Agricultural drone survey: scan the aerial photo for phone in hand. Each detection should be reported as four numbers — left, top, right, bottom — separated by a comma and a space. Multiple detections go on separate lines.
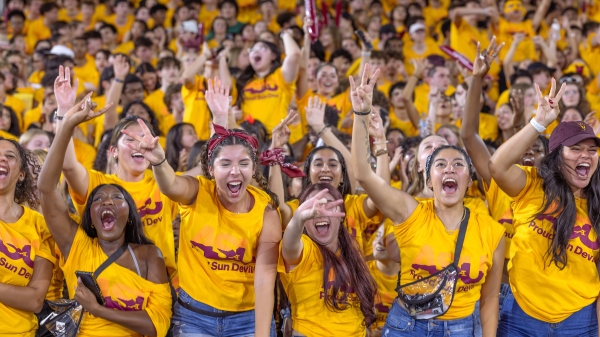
75, 271, 105, 306
355, 30, 373, 51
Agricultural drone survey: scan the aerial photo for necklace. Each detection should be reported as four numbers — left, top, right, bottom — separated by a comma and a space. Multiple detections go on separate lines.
444, 208, 466, 235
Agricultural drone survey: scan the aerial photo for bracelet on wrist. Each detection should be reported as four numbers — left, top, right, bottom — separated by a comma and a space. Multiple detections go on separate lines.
373, 140, 388, 145
114, 78, 124, 83
529, 118, 546, 133
150, 157, 167, 167
54, 111, 63, 121
375, 149, 388, 157
316, 126, 328, 137
353, 109, 371, 116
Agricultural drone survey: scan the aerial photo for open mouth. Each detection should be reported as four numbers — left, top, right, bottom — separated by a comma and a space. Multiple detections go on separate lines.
253, 55, 262, 63
575, 163, 590, 177
521, 157, 534, 166
318, 176, 333, 184
374, 245, 386, 252
314, 220, 330, 235
442, 178, 458, 193
0, 166, 7, 179
131, 152, 145, 163
227, 181, 243, 196
100, 208, 117, 231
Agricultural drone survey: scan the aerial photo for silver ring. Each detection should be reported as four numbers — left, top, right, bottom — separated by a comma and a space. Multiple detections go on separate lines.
479, 54, 486, 60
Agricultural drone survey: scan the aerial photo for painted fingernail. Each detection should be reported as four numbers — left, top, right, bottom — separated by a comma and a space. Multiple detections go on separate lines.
549, 99, 553, 104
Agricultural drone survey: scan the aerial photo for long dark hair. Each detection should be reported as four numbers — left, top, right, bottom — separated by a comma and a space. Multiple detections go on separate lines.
165, 123, 195, 171
81, 184, 153, 245
1, 105, 21, 137
119, 101, 162, 137
0, 138, 41, 209
535, 144, 600, 275
298, 183, 377, 328
235, 40, 281, 106
93, 129, 114, 173
302, 146, 351, 197
199, 129, 279, 208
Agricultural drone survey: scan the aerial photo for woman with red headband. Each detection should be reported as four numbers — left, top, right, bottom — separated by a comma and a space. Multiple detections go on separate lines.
123, 79, 282, 336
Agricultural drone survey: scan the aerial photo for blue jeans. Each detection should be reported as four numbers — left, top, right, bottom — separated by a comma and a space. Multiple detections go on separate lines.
473, 301, 481, 337
383, 300, 476, 337
497, 292, 598, 337
172, 289, 276, 337
498, 283, 512, 313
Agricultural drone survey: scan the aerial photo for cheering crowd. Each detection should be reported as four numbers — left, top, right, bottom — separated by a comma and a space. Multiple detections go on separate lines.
1, 0, 600, 336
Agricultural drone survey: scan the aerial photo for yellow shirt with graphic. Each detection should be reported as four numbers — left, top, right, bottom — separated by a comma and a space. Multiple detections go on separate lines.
394, 200, 504, 319
484, 178, 514, 260
494, 18, 537, 62
287, 194, 383, 256
61, 227, 172, 337
69, 170, 179, 288
509, 166, 600, 322
368, 260, 397, 329
0, 207, 56, 337
278, 235, 366, 337
241, 67, 296, 134
178, 177, 273, 311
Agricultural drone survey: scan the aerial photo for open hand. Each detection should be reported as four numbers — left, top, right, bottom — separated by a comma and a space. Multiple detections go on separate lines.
271, 111, 299, 149
349, 63, 380, 113
121, 118, 165, 165
54, 65, 79, 112
294, 189, 345, 223
205, 76, 231, 128
306, 96, 327, 131
584, 111, 600, 136
113, 54, 130, 80
472, 36, 504, 77
412, 58, 430, 79
534, 78, 566, 127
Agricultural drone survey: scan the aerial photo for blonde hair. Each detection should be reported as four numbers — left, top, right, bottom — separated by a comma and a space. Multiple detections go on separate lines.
19, 129, 49, 148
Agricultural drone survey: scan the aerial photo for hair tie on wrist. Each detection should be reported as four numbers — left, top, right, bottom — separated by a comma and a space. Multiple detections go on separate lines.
150, 157, 167, 167
316, 126, 328, 137
259, 149, 305, 178
353, 109, 371, 116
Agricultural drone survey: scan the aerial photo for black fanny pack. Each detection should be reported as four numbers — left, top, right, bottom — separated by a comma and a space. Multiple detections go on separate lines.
396, 208, 470, 320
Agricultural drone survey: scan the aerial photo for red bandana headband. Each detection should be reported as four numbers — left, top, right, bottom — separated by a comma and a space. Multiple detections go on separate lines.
207, 124, 259, 161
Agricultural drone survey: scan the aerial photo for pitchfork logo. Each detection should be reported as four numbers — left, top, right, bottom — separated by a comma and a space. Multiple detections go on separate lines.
0, 239, 33, 268
537, 214, 599, 250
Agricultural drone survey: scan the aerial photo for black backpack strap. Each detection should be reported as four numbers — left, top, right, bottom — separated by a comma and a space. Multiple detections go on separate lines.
453, 208, 470, 265
94, 241, 129, 278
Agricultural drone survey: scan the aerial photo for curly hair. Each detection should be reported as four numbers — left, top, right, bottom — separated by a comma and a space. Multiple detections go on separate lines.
199, 129, 279, 208
0, 138, 41, 209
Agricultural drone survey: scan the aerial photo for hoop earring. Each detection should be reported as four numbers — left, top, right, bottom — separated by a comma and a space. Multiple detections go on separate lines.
91, 224, 95, 228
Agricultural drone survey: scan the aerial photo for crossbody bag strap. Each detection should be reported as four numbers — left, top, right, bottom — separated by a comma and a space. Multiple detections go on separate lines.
94, 241, 129, 278
452, 208, 470, 265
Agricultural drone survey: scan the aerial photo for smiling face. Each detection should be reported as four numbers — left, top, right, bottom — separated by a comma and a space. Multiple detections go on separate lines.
249, 42, 276, 73
427, 148, 472, 206
518, 137, 545, 167
561, 139, 599, 192
209, 144, 255, 203
90, 185, 129, 241
372, 224, 389, 261
495, 104, 514, 131
309, 148, 343, 189
0, 140, 25, 194
111, 123, 150, 176
316, 65, 338, 97
303, 190, 343, 248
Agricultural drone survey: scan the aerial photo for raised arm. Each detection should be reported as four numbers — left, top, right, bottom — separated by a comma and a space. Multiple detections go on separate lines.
182, 43, 211, 89
216, 47, 233, 89
502, 33, 524, 86
403, 59, 429, 131
281, 29, 302, 84
489, 79, 566, 197
281, 189, 345, 268
40, 94, 111, 258
103, 55, 130, 132
531, 0, 551, 32
461, 39, 503, 187
267, 113, 299, 227
305, 97, 358, 193
296, 18, 313, 99
351, 64, 418, 224
53, 66, 90, 198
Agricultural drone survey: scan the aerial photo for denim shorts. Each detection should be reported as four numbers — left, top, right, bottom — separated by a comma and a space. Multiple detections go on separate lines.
172, 289, 276, 337
383, 300, 476, 337
497, 292, 598, 337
